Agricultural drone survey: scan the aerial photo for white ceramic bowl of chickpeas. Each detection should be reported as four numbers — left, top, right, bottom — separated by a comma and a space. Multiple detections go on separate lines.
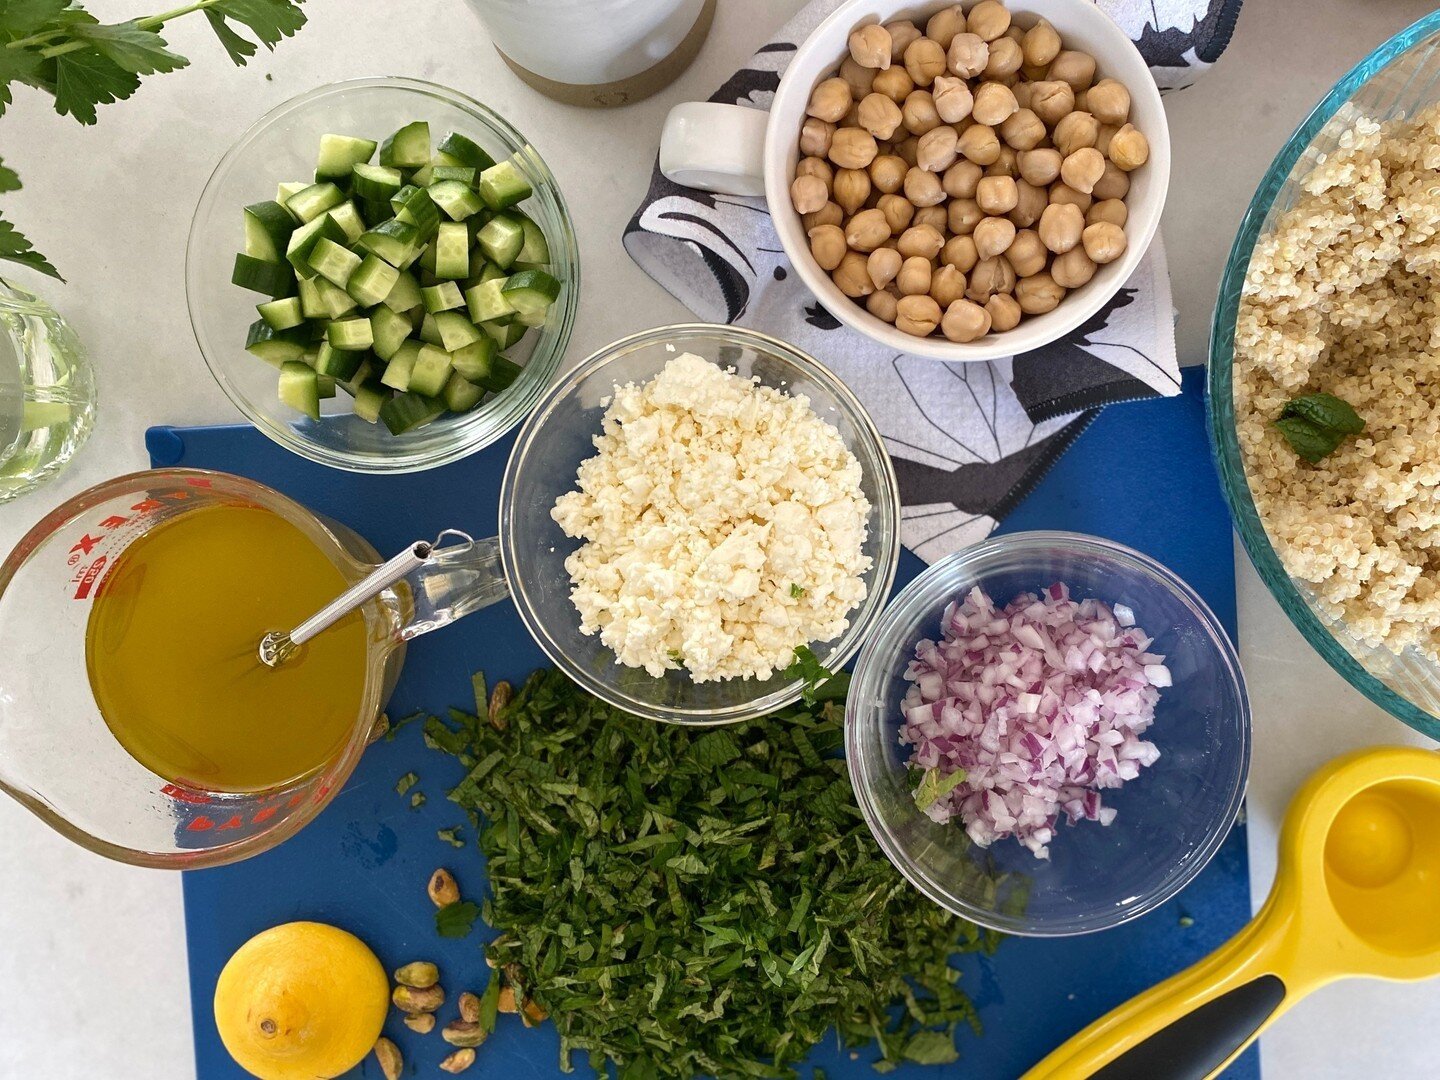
671, 0, 1169, 362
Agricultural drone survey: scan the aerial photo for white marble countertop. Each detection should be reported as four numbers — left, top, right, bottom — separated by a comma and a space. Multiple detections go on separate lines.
2, 0, 1436, 1076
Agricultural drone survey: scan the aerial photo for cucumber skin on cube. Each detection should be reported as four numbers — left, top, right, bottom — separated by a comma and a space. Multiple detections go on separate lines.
315, 133, 378, 181
428, 180, 484, 222
351, 163, 404, 201
286, 215, 346, 278
257, 296, 304, 330
284, 182, 346, 224
433, 311, 483, 352
443, 370, 486, 412
476, 214, 525, 269
500, 269, 561, 316
278, 360, 321, 420
326, 201, 367, 244
432, 166, 477, 186
357, 219, 421, 269
370, 306, 412, 360
232, 253, 295, 297
410, 163, 436, 187
434, 222, 471, 280
465, 278, 515, 324
382, 270, 423, 313
327, 317, 374, 352
309, 238, 363, 288
380, 391, 445, 435
315, 341, 365, 380
459, 343, 522, 393
421, 281, 466, 313
379, 121, 431, 168
352, 382, 389, 423
517, 216, 550, 264
245, 320, 308, 365
409, 344, 453, 397
437, 131, 495, 170
276, 180, 309, 209
482, 319, 527, 350
243, 201, 296, 262
392, 185, 440, 237
478, 159, 533, 210
347, 254, 401, 307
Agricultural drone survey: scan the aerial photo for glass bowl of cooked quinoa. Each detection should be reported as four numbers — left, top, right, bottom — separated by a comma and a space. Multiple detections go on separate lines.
1210, 9, 1440, 739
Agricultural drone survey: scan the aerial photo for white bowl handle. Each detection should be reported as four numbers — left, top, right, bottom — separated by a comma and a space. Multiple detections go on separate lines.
659, 102, 769, 197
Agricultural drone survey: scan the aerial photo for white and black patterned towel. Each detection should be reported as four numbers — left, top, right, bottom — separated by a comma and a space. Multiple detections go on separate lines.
624, 0, 1241, 563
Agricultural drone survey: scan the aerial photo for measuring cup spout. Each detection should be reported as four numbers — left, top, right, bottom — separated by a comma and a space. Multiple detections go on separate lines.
393, 532, 510, 641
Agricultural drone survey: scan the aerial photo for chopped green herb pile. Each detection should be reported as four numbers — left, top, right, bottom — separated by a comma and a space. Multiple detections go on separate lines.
436, 899, 481, 939
394, 771, 419, 797
428, 667, 997, 1078
1273, 392, 1365, 463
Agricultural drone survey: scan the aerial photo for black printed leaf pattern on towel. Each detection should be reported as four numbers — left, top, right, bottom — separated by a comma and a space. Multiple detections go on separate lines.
804, 302, 841, 330
1135, 0, 1241, 70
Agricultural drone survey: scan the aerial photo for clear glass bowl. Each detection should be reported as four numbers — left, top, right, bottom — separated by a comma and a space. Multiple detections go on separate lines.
186, 77, 579, 473
845, 532, 1250, 936
1208, 11, 1440, 739
500, 323, 900, 725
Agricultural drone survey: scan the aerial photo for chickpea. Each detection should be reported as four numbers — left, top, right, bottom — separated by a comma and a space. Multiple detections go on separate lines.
984, 36, 1024, 79
807, 224, 848, 270
971, 82, 1018, 126
800, 118, 835, 157
931, 76, 974, 123
1072, 88, 1088, 114
893, 134, 920, 167
1060, 147, 1105, 194
1095, 123, 1118, 156
840, 56, 877, 99
1087, 198, 1127, 228
867, 246, 903, 288
1087, 78, 1131, 126
916, 125, 959, 171
796, 156, 833, 186
912, 204, 949, 232
901, 90, 942, 135
1004, 228, 1047, 277
832, 250, 876, 297
1048, 50, 1097, 92
871, 65, 915, 104
947, 33, 989, 78
1108, 124, 1150, 171
1038, 202, 1085, 253
1051, 246, 1096, 288
848, 24, 893, 70
896, 255, 933, 296
877, 192, 915, 234
1053, 111, 1099, 156
807, 78, 853, 123
1082, 221, 1127, 264
802, 200, 844, 230
966, 255, 1016, 302
986, 292, 1023, 331
869, 153, 908, 193
829, 127, 879, 169
930, 264, 967, 307
1048, 183, 1092, 212
1022, 19, 1061, 67
1029, 80, 1075, 126
973, 216, 1016, 259
857, 93, 904, 140
838, 101, 863, 129
999, 108, 1045, 150
791, 174, 829, 214
942, 234, 979, 272
844, 207, 890, 251
976, 174, 1019, 215
1004, 24, 1025, 44
884, 19, 923, 58
942, 159, 982, 199
1017, 148, 1062, 186
925, 5, 967, 49
904, 37, 948, 87
941, 298, 992, 342
1091, 159, 1130, 201
895, 293, 942, 336
986, 145, 1017, 177
903, 166, 945, 206
966, 0, 1011, 42
947, 197, 983, 236
866, 287, 900, 322
958, 123, 1001, 165
897, 223, 945, 259
833, 168, 872, 213
1021, 62, 1051, 83
1015, 272, 1064, 314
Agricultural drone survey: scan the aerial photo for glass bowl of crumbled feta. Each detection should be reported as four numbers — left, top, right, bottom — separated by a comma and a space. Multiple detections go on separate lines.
499, 323, 900, 725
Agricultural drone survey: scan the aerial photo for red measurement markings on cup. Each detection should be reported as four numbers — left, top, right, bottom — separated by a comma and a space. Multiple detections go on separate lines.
162, 780, 335, 835
67, 478, 217, 600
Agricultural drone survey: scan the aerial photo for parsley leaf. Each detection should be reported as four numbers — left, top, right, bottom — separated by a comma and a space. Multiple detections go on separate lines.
0, 158, 21, 194
49, 47, 141, 124
205, 0, 306, 56
67, 21, 188, 77
1, 0, 71, 33
913, 765, 968, 811
0, 220, 62, 280
435, 899, 481, 939
783, 644, 849, 706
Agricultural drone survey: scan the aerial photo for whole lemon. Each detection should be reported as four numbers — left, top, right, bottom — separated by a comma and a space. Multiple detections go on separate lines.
214, 921, 389, 1080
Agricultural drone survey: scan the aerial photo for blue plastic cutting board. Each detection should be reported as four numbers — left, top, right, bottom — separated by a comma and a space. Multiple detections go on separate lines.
149, 366, 1256, 1080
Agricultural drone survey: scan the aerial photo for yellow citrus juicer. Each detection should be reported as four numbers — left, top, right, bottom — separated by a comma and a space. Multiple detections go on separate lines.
1024, 745, 1440, 1080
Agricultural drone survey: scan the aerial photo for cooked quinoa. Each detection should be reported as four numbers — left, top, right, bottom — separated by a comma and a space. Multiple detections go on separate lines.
1235, 106, 1440, 662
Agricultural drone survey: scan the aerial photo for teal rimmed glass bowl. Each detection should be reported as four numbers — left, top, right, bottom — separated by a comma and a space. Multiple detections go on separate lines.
1208, 10, 1440, 739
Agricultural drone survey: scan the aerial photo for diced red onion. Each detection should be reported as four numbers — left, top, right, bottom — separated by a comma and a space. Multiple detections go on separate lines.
900, 584, 1165, 860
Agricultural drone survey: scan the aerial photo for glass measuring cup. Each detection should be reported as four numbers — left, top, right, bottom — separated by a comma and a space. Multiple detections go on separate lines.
0, 470, 505, 869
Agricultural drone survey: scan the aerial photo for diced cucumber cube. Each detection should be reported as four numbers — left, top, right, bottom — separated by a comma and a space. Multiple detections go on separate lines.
432, 166, 477, 186
352, 382, 389, 423
465, 278, 515, 323
327, 318, 373, 352
443, 370, 486, 412
479, 262, 507, 284
450, 337, 496, 382
380, 391, 445, 434
257, 297, 304, 330
232, 253, 295, 297
286, 215, 346, 278
347, 254, 401, 307
501, 269, 561, 316
477, 214, 525, 269
515, 307, 548, 327
338, 359, 376, 396
309, 238, 362, 288
379, 121, 431, 168
392, 185, 440, 237
316, 374, 338, 399
356, 219, 421, 268
381, 342, 421, 391
478, 159, 533, 210
326, 201, 367, 244
437, 131, 495, 170
243, 201, 296, 262
315, 277, 358, 319
481, 319, 528, 349
517, 215, 550, 264
428, 180, 484, 222
314, 341, 365, 381
278, 360, 321, 419
409, 344, 453, 397
422, 281, 465, 313
370, 306, 412, 360
410, 163, 435, 186
245, 320, 308, 366
298, 276, 326, 319
276, 181, 309, 208
382, 269, 423, 313
419, 313, 443, 346
434, 222, 470, 279
284, 182, 346, 224
351, 163, 404, 201
316, 133, 378, 181
432, 311, 483, 352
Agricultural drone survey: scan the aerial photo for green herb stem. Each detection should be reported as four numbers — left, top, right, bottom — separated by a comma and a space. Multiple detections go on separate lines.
8, 0, 224, 54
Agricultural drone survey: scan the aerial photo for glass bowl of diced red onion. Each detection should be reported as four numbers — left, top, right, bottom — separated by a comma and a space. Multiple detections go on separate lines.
846, 532, 1250, 937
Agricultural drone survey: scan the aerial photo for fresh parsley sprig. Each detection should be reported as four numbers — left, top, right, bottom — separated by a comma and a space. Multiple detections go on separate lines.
0, 0, 307, 279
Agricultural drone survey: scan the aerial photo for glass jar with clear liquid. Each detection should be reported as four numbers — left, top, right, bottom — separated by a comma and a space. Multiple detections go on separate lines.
0, 279, 95, 502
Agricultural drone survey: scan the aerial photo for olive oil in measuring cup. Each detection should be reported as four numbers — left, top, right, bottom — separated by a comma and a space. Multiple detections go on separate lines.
84, 503, 370, 792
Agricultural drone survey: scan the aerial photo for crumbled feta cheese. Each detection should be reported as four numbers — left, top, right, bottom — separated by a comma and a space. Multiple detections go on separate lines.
551, 353, 872, 682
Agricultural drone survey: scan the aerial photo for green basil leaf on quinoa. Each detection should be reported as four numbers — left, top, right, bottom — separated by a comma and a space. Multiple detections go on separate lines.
1281, 392, 1366, 435
1273, 416, 1345, 463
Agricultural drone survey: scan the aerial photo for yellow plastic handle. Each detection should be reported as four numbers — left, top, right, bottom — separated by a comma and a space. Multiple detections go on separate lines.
1023, 893, 1310, 1080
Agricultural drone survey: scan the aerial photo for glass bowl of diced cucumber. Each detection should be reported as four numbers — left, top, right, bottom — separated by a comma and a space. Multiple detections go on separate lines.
187, 77, 579, 472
